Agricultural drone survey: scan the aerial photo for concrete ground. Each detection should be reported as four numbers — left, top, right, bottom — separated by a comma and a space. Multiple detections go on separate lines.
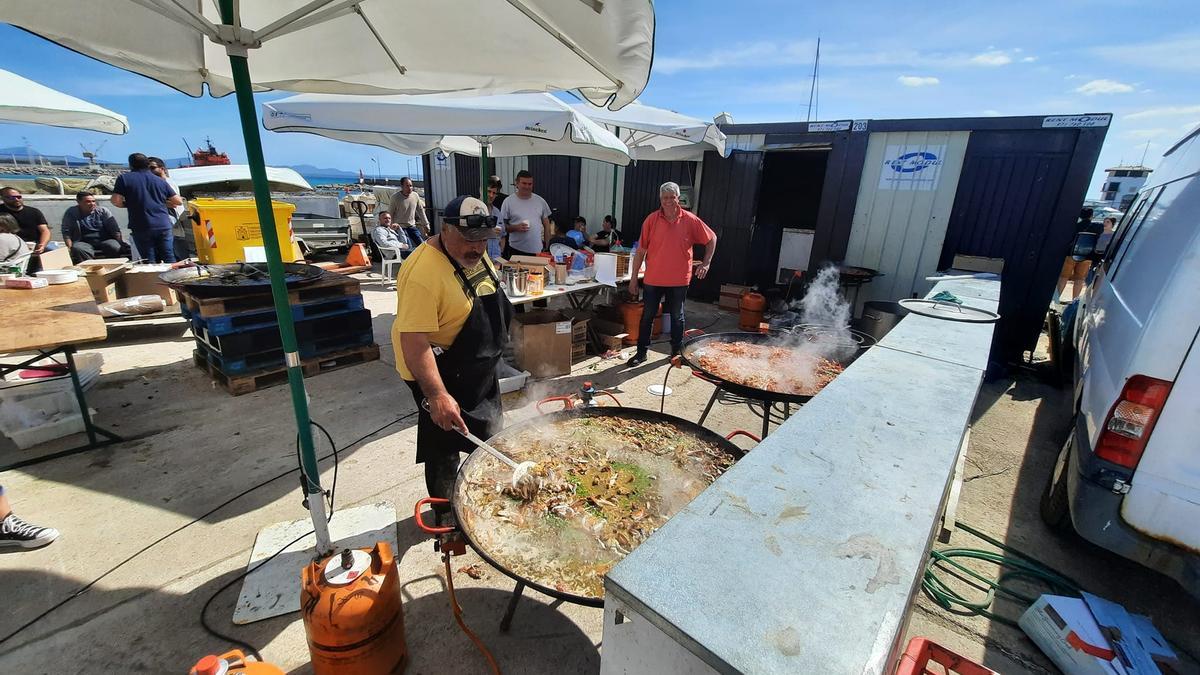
1, 273, 1196, 673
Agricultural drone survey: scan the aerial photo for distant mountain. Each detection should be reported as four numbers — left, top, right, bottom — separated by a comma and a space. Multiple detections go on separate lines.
287, 164, 359, 178
0, 146, 120, 166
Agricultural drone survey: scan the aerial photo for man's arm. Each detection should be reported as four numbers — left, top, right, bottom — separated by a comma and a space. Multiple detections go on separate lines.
110, 193, 126, 208
167, 193, 183, 208
399, 332, 466, 432
35, 222, 51, 253
627, 246, 648, 297
415, 197, 430, 236
61, 211, 75, 248
697, 237, 717, 279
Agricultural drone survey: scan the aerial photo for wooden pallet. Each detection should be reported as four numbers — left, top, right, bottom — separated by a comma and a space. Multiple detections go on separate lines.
193, 343, 380, 396
178, 273, 361, 319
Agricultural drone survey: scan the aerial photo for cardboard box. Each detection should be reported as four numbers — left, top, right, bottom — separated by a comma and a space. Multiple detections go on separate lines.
719, 283, 752, 312
951, 254, 1005, 274
510, 309, 573, 378
1019, 594, 1178, 675
38, 246, 72, 270
118, 265, 177, 306
78, 259, 130, 304
571, 342, 587, 364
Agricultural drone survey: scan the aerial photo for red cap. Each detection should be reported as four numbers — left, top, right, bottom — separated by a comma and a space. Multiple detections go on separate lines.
192, 655, 223, 675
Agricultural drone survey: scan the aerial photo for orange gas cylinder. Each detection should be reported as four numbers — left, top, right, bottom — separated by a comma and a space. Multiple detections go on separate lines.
739, 292, 767, 331
301, 542, 408, 674
190, 650, 284, 675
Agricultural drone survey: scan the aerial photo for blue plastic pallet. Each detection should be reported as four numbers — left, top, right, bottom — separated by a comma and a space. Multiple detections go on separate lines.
194, 332, 373, 375
188, 295, 365, 336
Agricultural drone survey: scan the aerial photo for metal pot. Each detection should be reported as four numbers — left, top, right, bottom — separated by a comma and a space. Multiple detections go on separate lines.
502, 267, 529, 297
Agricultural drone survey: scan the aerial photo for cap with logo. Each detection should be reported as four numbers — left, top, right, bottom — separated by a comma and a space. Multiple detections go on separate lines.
443, 195, 501, 241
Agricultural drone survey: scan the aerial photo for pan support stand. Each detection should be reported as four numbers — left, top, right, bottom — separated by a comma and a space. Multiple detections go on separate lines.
499, 580, 526, 632
695, 385, 793, 439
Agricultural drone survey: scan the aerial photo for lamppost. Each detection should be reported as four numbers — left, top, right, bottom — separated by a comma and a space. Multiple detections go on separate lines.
406, 158, 414, 180
370, 156, 379, 182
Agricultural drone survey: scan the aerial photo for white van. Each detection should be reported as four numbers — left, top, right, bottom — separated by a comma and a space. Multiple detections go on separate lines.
1042, 124, 1200, 596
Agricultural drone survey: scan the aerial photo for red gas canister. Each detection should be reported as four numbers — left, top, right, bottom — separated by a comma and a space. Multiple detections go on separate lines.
739, 292, 767, 331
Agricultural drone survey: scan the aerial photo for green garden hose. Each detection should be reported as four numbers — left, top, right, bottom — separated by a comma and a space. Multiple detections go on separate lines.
922, 521, 1082, 627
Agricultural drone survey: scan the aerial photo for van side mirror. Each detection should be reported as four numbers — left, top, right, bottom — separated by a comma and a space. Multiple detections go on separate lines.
1071, 232, 1098, 259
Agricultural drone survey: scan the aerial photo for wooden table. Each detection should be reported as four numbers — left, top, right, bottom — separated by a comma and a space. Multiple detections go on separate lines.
0, 279, 122, 470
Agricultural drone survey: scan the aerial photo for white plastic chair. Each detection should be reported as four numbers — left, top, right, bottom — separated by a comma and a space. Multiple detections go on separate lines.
378, 245, 404, 284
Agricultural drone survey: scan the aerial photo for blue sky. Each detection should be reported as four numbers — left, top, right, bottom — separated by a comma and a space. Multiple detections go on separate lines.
1, 1, 1196, 195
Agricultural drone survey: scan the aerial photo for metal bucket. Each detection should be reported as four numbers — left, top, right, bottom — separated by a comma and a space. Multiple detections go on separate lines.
503, 267, 529, 297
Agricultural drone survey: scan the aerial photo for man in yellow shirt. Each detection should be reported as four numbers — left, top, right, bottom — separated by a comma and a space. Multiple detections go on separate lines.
393, 195, 510, 524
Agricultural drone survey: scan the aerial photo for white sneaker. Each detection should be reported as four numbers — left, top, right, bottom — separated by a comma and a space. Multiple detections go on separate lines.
0, 512, 60, 549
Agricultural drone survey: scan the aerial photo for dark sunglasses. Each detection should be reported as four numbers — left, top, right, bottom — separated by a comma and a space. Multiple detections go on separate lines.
2, 194, 22, 200
447, 213, 498, 228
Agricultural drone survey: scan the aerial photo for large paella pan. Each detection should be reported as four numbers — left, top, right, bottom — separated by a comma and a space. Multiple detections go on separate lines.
424, 407, 745, 607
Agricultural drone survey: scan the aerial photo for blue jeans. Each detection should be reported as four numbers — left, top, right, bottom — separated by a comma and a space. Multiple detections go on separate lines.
638, 285, 687, 354
132, 229, 176, 263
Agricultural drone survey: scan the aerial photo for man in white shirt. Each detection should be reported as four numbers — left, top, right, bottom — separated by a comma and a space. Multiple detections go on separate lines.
498, 170, 552, 258
372, 211, 412, 259
389, 177, 431, 239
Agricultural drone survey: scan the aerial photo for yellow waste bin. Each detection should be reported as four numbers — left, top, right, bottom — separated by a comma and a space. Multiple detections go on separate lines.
188, 198, 301, 264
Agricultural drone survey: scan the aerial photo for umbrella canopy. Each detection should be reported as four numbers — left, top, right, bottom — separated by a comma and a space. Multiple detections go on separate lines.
572, 101, 726, 161
170, 164, 313, 194
7, 0, 653, 109
0, 68, 128, 134
3, 0, 655, 558
262, 92, 631, 165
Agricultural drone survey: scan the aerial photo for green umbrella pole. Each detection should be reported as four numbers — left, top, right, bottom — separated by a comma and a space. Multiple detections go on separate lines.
610, 126, 620, 221
220, 1, 330, 552
480, 142, 489, 201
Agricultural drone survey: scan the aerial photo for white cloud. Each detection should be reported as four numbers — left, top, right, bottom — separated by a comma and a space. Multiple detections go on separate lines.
897, 75, 939, 87
969, 51, 1012, 66
1125, 105, 1200, 120
1092, 34, 1200, 72
1074, 79, 1135, 95
1021, 56, 1037, 63
653, 41, 1031, 75
1122, 128, 1170, 139
981, 109, 1002, 117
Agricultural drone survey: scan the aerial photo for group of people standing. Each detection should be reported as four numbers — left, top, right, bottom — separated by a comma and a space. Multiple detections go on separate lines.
0, 153, 184, 274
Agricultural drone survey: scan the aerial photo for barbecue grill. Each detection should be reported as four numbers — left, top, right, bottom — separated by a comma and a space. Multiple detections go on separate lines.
416, 406, 746, 630
158, 261, 325, 297
678, 327, 870, 437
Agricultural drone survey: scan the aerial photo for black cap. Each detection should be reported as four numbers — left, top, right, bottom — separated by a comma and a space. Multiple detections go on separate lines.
443, 196, 500, 241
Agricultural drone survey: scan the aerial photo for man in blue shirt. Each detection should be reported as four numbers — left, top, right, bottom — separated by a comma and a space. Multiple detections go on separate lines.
111, 153, 182, 263
62, 191, 127, 263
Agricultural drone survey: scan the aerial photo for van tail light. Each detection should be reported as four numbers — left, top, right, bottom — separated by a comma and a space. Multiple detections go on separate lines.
1094, 375, 1173, 470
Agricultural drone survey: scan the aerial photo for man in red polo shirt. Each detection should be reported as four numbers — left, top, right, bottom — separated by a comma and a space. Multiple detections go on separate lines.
627, 181, 717, 366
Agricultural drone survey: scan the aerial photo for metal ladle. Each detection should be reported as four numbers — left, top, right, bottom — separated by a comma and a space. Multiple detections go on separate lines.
421, 399, 540, 498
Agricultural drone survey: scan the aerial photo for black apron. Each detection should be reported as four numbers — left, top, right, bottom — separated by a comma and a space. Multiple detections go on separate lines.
412, 239, 513, 463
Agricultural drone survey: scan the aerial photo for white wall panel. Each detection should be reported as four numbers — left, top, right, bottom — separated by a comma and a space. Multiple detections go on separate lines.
426, 151, 456, 209
578, 159, 625, 234
843, 130, 970, 309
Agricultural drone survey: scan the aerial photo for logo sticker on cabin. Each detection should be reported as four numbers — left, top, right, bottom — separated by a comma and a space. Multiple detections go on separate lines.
879, 145, 947, 191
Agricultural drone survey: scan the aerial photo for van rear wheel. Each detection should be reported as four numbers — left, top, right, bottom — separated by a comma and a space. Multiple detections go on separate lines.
1040, 429, 1075, 534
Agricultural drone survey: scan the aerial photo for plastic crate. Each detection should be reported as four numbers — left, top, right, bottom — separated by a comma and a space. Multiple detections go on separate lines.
895, 638, 996, 675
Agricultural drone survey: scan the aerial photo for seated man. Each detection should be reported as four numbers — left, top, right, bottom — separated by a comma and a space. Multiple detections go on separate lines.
62, 191, 128, 263
547, 218, 580, 250
372, 211, 412, 259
